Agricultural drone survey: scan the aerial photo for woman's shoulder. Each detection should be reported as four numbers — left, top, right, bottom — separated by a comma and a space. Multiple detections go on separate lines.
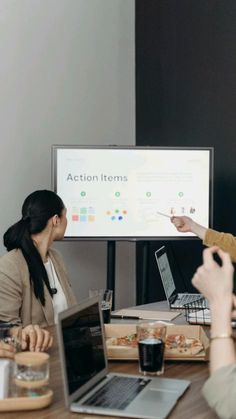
48, 247, 67, 271
0, 249, 25, 264
48, 247, 64, 265
48, 247, 62, 259
0, 249, 27, 275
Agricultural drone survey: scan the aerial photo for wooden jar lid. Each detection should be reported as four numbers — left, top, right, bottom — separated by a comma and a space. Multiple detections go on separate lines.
14, 351, 49, 366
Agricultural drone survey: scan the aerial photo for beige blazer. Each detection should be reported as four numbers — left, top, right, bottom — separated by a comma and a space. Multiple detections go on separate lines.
202, 364, 236, 419
0, 248, 77, 327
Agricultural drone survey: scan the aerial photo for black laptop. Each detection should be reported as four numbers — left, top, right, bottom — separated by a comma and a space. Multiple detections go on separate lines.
155, 246, 205, 309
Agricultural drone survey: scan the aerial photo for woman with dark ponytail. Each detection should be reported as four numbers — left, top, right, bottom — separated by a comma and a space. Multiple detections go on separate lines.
0, 190, 76, 327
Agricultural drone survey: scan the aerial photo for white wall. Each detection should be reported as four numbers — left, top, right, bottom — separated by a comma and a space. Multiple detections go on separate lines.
0, 0, 135, 308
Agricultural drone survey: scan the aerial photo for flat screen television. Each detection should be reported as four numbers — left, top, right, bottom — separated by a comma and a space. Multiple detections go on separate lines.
52, 146, 214, 240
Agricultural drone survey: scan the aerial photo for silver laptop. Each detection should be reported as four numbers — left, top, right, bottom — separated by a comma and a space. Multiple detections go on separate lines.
155, 246, 205, 309
57, 296, 190, 419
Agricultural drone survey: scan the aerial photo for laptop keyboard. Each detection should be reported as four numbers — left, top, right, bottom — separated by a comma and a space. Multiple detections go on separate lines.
81, 375, 150, 410
176, 294, 202, 305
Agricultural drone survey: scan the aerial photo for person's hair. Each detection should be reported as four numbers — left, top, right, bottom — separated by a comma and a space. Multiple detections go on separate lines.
3, 190, 65, 305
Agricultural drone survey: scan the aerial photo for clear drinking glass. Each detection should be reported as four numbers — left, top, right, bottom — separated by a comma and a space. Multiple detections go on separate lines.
137, 322, 166, 376
14, 352, 49, 396
89, 289, 113, 323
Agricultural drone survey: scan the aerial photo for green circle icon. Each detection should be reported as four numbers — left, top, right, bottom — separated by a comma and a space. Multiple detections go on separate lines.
81, 191, 86, 197
146, 192, 152, 197
178, 192, 184, 197
115, 192, 120, 197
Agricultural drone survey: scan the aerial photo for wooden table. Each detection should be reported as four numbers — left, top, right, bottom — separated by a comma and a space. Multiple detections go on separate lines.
3, 302, 217, 419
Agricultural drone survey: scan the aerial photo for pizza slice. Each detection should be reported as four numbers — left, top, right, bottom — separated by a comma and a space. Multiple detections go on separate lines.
106, 333, 138, 348
165, 334, 204, 357
106, 333, 138, 359
106, 332, 205, 359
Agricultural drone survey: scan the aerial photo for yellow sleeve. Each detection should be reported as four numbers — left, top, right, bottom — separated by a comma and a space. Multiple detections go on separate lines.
204, 229, 236, 262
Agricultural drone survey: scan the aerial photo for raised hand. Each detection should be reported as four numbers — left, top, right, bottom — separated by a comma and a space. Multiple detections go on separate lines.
171, 216, 194, 232
192, 246, 234, 307
170, 215, 207, 239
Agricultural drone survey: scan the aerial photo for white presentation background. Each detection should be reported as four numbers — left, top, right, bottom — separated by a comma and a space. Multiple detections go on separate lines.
53, 147, 213, 239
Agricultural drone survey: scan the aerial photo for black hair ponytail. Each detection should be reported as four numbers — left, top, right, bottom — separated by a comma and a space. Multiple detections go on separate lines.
4, 219, 30, 251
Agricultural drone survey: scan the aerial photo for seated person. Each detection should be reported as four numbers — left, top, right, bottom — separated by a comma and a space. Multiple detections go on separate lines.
0, 190, 77, 327
192, 246, 236, 419
171, 215, 236, 261
0, 324, 53, 358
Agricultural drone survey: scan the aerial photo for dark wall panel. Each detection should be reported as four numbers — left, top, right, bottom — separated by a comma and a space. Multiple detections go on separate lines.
136, 0, 236, 302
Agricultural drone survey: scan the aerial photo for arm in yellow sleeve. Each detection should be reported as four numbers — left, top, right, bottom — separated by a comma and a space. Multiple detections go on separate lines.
204, 229, 236, 262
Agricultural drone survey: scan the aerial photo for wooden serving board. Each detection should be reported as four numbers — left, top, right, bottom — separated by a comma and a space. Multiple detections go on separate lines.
0, 389, 53, 411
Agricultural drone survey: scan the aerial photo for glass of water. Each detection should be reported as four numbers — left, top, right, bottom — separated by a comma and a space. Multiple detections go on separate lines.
14, 352, 49, 392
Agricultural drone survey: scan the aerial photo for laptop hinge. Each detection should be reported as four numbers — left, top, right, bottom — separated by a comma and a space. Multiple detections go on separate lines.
169, 294, 177, 304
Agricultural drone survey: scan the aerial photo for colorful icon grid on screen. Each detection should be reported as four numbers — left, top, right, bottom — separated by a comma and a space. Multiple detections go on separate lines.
71, 206, 95, 222
106, 209, 127, 221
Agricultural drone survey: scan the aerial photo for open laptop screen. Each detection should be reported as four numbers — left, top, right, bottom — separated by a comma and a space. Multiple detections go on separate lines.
60, 301, 106, 396
155, 247, 176, 301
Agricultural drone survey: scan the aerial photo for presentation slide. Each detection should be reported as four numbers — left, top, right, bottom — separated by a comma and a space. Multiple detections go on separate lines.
53, 147, 213, 239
